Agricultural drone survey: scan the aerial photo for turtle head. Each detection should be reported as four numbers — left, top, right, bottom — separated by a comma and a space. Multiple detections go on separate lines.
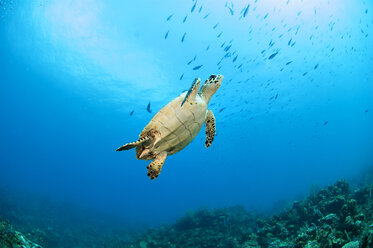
199, 74, 223, 104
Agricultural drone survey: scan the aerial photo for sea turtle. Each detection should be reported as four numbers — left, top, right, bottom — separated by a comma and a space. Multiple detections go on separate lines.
116, 74, 223, 180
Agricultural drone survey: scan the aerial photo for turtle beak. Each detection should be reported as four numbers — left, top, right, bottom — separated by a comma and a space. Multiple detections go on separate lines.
215, 74, 223, 83
209, 74, 223, 83
209, 74, 223, 87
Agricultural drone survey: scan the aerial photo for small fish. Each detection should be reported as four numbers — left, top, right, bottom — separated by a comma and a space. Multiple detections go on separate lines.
314, 64, 319, 69
183, 15, 187, 23
297, 11, 302, 16
166, 14, 173, 21
291, 41, 296, 47
228, 6, 234, 15
213, 23, 219, 29
147, 102, 152, 113
364, 109, 368, 113
268, 52, 278, 60
243, 4, 250, 17
130, 110, 134, 116
191, 1, 197, 13
295, 26, 300, 35
302, 72, 308, 76
164, 30, 169, 39
180, 73, 184, 80
224, 52, 231, 58
199, 6, 203, 13
275, 93, 278, 100
233, 55, 238, 62
264, 13, 269, 19
240, 6, 245, 14
286, 61, 293, 65
181, 32, 186, 43
206, 45, 210, 51
323, 121, 328, 126
224, 45, 232, 52
219, 107, 226, 112
204, 14, 209, 19
288, 38, 292, 46
193, 65, 203, 70
187, 56, 197, 65
217, 32, 223, 38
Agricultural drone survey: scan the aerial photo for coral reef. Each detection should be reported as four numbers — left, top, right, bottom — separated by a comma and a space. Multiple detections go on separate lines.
256, 180, 373, 248
1, 179, 372, 247
123, 180, 373, 248
0, 218, 41, 248
141, 206, 260, 248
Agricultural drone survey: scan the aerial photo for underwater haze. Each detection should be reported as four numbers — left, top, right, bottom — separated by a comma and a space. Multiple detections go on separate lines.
0, 0, 373, 228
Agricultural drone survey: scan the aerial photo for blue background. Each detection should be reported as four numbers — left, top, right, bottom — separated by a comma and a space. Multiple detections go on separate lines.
0, 0, 372, 227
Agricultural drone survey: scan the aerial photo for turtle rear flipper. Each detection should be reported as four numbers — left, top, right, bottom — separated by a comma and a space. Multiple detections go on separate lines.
147, 151, 167, 180
181, 78, 201, 106
205, 110, 216, 148
116, 136, 151, 151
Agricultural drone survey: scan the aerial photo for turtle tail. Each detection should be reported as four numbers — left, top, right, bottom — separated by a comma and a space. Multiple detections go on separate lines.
116, 136, 151, 151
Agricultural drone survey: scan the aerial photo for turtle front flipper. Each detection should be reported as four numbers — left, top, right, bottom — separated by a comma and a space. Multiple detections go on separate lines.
116, 136, 151, 151
147, 151, 167, 180
181, 78, 201, 106
205, 110, 216, 148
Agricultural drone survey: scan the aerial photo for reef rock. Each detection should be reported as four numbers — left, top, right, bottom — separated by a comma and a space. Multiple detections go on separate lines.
341, 241, 359, 248
120, 179, 373, 248
0, 219, 42, 248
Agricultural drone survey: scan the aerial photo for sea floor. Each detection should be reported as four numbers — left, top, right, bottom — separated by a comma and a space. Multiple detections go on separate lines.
1, 177, 372, 248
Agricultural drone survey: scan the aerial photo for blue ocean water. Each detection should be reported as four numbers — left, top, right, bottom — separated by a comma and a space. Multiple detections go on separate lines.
0, 0, 372, 229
